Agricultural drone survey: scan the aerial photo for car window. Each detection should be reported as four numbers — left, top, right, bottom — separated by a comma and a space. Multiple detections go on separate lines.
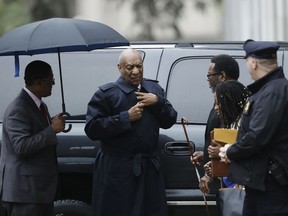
166, 58, 213, 123
166, 57, 252, 123
43, 50, 124, 119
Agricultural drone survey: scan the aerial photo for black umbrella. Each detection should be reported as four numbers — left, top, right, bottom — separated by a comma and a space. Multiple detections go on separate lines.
0, 17, 130, 132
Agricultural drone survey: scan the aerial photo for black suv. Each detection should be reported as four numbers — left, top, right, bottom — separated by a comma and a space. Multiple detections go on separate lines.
1, 41, 288, 216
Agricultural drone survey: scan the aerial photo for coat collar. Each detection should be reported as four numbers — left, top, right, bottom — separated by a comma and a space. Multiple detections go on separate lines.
116, 76, 141, 93
115, 76, 154, 93
248, 67, 284, 94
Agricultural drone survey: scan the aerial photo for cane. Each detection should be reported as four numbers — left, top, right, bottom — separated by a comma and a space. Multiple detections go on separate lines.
181, 117, 210, 216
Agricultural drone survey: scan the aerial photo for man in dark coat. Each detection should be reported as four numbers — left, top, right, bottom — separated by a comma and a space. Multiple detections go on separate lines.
193, 54, 240, 194
0, 60, 65, 216
219, 39, 288, 216
85, 48, 177, 216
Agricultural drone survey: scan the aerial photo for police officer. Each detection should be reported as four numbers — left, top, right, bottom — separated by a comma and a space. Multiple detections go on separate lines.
85, 48, 177, 216
219, 39, 288, 216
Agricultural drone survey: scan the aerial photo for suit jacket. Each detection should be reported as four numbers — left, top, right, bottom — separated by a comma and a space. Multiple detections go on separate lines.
0, 89, 58, 203
203, 108, 221, 164
203, 107, 222, 194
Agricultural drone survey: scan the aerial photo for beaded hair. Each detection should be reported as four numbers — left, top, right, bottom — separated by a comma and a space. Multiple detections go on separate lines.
215, 80, 251, 128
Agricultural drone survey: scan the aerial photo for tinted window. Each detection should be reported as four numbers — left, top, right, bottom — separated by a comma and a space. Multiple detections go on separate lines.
58, 51, 122, 118
166, 57, 251, 123
166, 58, 212, 123
0, 50, 124, 121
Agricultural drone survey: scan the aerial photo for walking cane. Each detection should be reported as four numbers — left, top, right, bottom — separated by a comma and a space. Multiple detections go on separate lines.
181, 117, 210, 216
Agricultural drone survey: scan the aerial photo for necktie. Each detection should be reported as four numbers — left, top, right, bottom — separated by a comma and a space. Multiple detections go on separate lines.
40, 103, 49, 125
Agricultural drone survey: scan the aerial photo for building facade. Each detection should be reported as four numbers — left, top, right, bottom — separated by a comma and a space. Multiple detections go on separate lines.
75, 0, 288, 41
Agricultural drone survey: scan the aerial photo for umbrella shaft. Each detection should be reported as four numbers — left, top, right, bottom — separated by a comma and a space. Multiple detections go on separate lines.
57, 50, 66, 113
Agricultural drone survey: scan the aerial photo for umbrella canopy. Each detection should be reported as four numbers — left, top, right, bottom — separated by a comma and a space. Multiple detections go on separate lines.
0, 17, 130, 132
0, 17, 129, 55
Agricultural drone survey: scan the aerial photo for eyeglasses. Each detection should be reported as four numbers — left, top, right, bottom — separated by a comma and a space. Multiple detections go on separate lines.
206, 72, 220, 78
42, 78, 55, 84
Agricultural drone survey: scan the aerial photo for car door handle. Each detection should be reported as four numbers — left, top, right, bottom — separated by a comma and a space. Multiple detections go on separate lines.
165, 141, 195, 156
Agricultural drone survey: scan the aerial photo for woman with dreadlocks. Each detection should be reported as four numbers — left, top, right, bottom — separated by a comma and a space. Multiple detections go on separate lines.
199, 80, 250, 192
214, 80, 250, 129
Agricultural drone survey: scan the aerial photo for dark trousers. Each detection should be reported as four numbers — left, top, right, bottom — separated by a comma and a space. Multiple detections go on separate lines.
2, 201, 54, 216
243, 177, 288, 216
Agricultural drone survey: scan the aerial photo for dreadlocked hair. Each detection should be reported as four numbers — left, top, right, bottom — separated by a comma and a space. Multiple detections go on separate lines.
215, 80, 251, 129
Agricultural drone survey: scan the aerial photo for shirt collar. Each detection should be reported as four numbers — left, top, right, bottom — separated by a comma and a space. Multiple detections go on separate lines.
23, 86, 42, 108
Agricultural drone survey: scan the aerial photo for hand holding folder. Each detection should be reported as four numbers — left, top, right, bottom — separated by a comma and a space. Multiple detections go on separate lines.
210, 128, 238, 177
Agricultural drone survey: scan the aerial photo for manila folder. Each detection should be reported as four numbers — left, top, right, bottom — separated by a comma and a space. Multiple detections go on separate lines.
211, 128, 238, 177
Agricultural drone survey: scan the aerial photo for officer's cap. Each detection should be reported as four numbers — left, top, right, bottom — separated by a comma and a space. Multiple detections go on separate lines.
243, 39, 279, 59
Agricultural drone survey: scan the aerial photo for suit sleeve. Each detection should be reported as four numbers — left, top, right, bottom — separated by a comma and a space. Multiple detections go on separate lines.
5, 106, 57, 157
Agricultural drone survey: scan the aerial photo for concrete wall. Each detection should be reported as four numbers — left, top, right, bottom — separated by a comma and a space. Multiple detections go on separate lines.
75, 0, 288, 41
74, 0, 222, 41
224, 0, 288, 41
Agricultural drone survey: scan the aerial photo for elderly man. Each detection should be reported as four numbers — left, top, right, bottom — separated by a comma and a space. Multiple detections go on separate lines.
219, 40, 288, 216
85, 48, 177, 216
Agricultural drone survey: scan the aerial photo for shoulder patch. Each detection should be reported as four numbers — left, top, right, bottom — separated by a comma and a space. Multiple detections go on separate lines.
143, 78, 159, 83
99, 82, 116, 91
243, 99, 250, 114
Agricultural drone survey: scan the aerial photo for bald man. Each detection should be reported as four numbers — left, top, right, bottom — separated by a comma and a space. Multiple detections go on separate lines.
85, 48, 177, 216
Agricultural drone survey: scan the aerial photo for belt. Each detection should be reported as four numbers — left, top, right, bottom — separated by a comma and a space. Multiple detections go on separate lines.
101, 147, 160, 176
133, 152, 160, 176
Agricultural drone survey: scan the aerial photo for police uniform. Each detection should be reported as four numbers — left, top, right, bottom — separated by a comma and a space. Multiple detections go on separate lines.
85, 76, 177, 216
226, 40, 288, 215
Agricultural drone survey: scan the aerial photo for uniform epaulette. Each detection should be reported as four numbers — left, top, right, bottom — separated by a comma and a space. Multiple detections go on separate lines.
143, 78, 159, 83
99, 82, 116, 91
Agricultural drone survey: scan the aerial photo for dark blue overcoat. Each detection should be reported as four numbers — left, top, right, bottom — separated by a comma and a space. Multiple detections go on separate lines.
85, 76, 177, 216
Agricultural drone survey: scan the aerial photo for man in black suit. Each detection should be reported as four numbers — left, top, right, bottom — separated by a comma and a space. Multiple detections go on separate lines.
191, 54, 239, 202
0, 60, 65, 216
